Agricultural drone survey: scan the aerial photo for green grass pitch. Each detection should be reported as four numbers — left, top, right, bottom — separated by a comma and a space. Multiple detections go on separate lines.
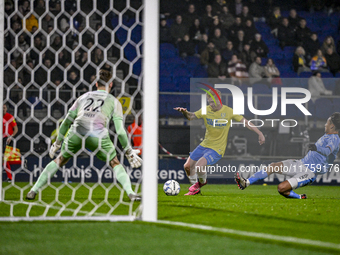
0, 183, 339, 255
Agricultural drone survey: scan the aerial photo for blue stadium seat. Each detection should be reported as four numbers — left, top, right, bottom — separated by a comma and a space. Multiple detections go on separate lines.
299, 72, 312, 78
323, 78, 336, 91
314, 98, 334, 119
160, 43, 177, 58
321, 73, 334, 78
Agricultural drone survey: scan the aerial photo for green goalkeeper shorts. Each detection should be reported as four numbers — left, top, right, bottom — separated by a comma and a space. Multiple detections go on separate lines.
61, 131, 117, 162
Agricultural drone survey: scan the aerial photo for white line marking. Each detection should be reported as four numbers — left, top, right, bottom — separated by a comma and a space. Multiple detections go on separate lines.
157, 220, 340, 250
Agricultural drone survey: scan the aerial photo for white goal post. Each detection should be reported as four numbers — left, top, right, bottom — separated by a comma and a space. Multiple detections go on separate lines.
0, 0, 158, 222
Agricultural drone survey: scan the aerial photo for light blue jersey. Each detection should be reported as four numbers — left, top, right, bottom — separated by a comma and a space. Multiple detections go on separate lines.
301, 134, 340, 174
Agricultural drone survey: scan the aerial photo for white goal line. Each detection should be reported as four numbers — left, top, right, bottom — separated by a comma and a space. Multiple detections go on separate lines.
157, 220, 340, 250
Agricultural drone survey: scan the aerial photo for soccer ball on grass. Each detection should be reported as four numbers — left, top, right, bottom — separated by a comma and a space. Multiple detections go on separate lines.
163, 180, 180, 196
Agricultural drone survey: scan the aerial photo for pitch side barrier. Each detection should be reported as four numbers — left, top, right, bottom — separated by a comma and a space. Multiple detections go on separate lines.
5, 157, 340, 185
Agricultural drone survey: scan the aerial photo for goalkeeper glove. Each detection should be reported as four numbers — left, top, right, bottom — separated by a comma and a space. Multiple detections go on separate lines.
125, 148, 142, 168
308, 144, 317, 151
49, 140, 62, 158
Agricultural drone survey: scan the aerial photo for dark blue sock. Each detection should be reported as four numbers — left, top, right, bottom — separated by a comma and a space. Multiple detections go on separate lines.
248, 170, 268, 184
286, 190, 301, 199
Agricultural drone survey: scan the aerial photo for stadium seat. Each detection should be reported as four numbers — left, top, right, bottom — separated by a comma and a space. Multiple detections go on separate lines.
299, 72, 312, 78
320, 72, 334, 78
323, 78, 335, 91
314, 98, 334, 119
159, 82, 178, 92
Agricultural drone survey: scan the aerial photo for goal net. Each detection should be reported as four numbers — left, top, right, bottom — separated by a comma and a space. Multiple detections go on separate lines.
0, 0, 157, 221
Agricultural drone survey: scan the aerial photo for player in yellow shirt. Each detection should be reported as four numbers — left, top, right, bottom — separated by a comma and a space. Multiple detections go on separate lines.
174, 89, 265, 195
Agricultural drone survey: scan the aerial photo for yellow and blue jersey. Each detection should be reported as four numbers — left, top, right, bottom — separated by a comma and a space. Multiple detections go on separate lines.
195, 105, 243, 156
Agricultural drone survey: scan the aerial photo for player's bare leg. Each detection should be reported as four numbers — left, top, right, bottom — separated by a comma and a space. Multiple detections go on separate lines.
26, 155, 70, 200
186, 157, 207, 195
110, 156, 141, 201
183, 157, 197, 185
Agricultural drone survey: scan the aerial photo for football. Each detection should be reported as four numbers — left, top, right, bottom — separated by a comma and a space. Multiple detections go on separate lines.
163, 180, 181, 196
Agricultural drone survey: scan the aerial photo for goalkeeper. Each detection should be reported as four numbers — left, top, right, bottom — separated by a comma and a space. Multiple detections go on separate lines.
26, 69, 142, 201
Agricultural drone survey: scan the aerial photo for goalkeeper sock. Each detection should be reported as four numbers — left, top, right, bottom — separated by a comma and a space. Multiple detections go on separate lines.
113, 164, 134, 195
248, 169, 268, 185
285, 190, 301, 199
32, 161, 59, 193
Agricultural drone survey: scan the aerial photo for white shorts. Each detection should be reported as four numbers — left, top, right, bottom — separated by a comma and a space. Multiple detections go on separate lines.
281, 159, 316, 189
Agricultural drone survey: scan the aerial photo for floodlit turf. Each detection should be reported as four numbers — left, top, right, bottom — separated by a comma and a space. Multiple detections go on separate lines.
0, 183, 339, 254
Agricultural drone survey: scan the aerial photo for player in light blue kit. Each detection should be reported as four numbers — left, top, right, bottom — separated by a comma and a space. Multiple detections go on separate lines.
235, 112, 340, 199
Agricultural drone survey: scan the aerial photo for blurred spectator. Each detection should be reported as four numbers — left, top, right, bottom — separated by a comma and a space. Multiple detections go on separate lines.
200, 41, 220, 66
212, 0, 226, 15
170, 15, 188, 44
229, 16, 243, 41
25, 14, 39, 32
50, 1, 61, 16
308, 72, 332, 102
197, 34, 209, 55
160, 19, 172, 44
19, 0, 30, 16
221, 40, 236, 63
240, 6, 253, 25
303, 33, 320, 61
240, 44, 252, 68
219, 5, 235, 30
34, 0, 46, 17
267, 7, 282, 37
211, 28, 228, 51
5, 0, 14, 15
51, 35, 62, 51
188, 19, 205, 44
250, 33, 269, 58
127, 116, 143, 155
265, 58, 280, 77
22, 59, 34, 86
178, 34, 196, 58
278, 18, 297, 49
249, 56, 269, 84
30, 35, 44, 64
288, 9, 301, 30
208, 54, 228, 79
68, 70, 80, 86
309, 49, 328, 72
228, 54, 249, 82
201, 4, 215, 29
229, 0, 244, 16
321, 36, 336, 55
324, 48, 340, 76
209, 17, 223, 38
182, 4, 199, 29
243, 19, 258, 44
293, 46, 311, 74
91, 48, 104, 67
42, 13, 54, 33
12, 34, 29, 59
233, 30, 246, 53
296, 19, 312, 45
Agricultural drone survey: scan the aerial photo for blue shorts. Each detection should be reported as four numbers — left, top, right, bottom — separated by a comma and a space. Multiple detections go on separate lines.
190, 145, 222, 165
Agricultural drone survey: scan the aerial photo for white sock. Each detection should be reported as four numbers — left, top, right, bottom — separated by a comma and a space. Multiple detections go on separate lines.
188, 174, 197, 184
197, 171, 207, 184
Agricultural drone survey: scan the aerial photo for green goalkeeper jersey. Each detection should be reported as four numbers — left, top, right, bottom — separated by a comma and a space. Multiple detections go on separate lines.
59, 90, 123, 139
